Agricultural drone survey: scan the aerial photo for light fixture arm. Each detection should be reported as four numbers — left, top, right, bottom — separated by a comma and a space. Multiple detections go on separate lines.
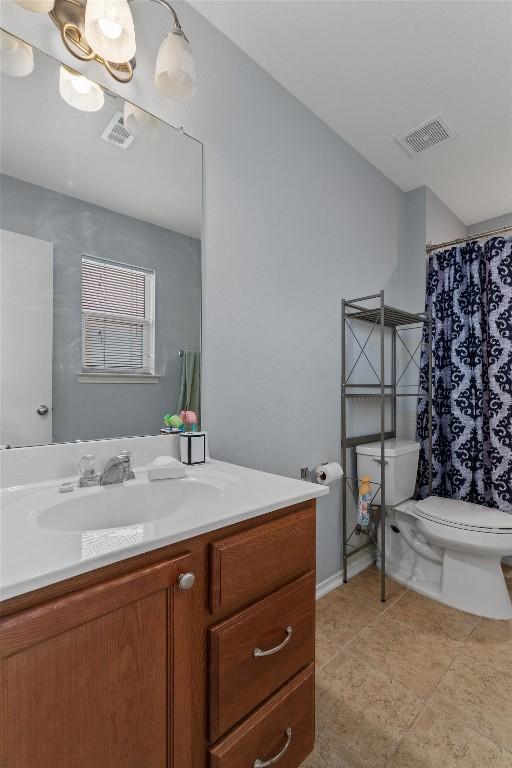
130, 0, 188, 40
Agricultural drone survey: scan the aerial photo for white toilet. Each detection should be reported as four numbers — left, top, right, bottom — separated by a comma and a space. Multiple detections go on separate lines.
356, 439, 512, 620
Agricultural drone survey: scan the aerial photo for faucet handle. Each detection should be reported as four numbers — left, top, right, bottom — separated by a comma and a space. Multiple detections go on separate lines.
118, 450, 135, 481
78, 454, 99, 487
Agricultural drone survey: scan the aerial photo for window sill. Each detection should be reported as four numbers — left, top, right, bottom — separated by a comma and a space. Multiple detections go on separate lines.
78, 373, 160, 384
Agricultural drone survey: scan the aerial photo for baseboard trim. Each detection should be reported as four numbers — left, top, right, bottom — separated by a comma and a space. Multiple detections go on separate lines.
316, 551, 375, 600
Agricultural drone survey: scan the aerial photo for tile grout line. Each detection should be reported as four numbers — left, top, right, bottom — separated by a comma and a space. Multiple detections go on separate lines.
320, 577, 410, 617
382, 627, 470, 768
384, 613, 512, 765
318, 578, 485, 675
429, 699, 512, 759
374, 608, 478, 639
320, 580, 485, 766
382, 693, 434, 767
317, 583, 433, 768
316, 573, 512, 765
337, 620, 459, 703
315, 585, 411, 672
426, 635, 512, 755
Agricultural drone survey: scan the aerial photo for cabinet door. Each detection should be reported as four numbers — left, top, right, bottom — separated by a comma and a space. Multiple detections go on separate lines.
0, 555, 194, 768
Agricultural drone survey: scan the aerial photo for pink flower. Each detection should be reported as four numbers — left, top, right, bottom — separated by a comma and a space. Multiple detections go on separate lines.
180, 410, 197, 424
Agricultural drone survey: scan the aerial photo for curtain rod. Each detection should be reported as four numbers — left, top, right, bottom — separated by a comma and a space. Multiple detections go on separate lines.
426, 224, 512, 254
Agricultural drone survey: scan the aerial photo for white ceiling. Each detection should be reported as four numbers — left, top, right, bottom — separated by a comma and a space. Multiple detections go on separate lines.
192, 0, 512, 226
0, 47, 202, 238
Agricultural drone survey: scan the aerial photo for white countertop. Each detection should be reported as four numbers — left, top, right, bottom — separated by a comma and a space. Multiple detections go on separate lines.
0, 460, 328, 601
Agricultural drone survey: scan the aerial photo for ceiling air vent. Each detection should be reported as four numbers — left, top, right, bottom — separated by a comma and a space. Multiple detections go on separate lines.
396, 114, 455, 157
100, 111, 135, 150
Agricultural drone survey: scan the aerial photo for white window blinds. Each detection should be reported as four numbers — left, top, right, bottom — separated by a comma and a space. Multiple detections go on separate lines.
81, 257, 155, 373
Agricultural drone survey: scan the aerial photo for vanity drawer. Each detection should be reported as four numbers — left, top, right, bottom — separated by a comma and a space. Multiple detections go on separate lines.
209, 572, 315, 740
209, 503, 315, 614
209, 664, 314, 768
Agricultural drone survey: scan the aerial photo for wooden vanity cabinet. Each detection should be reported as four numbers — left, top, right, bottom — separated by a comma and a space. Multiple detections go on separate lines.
0, 554, 194, 768
0, 500, 317, 768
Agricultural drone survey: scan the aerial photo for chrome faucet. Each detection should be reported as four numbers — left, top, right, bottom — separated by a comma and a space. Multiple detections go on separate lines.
99, 455, 126, 486
78, 452, 135, 487
100, 451, 135, 485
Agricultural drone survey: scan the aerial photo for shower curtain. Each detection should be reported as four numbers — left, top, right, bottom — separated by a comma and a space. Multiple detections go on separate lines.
416, 234, 512, 513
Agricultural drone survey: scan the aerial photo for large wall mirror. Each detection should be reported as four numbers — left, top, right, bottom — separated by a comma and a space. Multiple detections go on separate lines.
0, 34, 202, 449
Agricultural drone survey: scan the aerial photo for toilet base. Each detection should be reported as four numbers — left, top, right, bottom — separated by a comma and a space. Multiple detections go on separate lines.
384, 559, 512, 620
383, 508, 512, 620
441, 550, 512, 620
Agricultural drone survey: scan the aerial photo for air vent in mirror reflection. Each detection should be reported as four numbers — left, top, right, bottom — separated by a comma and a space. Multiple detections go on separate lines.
100, 110, 135, 149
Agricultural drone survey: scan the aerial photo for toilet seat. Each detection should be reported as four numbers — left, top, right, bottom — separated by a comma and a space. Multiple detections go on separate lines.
413, 496, 512, 533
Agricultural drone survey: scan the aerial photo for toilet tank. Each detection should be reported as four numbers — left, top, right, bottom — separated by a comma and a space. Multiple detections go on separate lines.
355, 439, 420, 506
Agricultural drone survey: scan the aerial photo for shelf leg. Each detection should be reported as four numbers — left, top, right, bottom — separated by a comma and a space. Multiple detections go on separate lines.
380, 290, 386, 602
341, 299, 348, 583
428, 309, 433, 496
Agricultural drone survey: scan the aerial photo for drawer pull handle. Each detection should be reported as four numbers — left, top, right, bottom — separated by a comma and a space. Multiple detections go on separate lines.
253, 727, 292, 768
253, 626, 293, 658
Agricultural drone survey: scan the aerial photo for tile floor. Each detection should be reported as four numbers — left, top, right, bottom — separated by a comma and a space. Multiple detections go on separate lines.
304, 563, 512, 768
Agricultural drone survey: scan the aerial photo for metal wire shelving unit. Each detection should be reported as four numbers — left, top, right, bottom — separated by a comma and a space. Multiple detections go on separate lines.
341, 290, 433, 602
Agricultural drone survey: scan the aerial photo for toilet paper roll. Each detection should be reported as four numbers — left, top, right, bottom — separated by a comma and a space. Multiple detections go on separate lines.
315, 462, 343, 485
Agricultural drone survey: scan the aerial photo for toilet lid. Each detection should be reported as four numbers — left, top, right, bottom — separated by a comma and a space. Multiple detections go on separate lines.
415, 496, 512, 531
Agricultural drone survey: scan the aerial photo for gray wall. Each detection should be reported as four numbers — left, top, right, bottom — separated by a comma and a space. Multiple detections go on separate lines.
1, 3, 420, 585
468, 212, 512, 235
396, 187, 467, 440
0, 174, 201, 443
401, 186, 468, 315
425, 187, 467, 246
394, 187, 428, 440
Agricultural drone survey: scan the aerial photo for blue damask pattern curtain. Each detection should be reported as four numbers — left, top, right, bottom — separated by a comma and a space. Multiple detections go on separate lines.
416, 235, 512, 513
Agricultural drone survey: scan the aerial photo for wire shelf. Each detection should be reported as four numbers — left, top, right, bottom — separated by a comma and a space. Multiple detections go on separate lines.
344, 392, 429, 398
341, 291, 433, 604
345, 304, 427, 328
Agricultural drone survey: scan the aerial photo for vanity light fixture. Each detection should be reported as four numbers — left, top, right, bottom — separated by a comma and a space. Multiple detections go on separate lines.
13, 0, 55, 11
0, 29, 34, 76
13, 0, 197, 100
59, 63, 105, 111
84, 0, 136, 65
154, 24, 196, 101
123, 101, 160, 138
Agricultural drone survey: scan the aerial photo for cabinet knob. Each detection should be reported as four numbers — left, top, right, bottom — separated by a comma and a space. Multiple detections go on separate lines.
36, 404, 49, 416
178, 572, 196, 591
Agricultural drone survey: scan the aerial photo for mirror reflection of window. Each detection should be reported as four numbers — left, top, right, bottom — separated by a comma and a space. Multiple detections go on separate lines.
81, 257, 156, 375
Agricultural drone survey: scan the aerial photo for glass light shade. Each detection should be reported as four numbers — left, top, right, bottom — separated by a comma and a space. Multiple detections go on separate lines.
154, 30, 196, 102
59, 66, 104, 112
124, 102, 160, 139
84, 0, 136, 64
0, 30, 34, 77
14, 0, 55, 12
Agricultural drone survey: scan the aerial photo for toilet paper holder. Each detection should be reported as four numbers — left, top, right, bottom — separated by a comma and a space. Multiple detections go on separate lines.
300, 464, 328, 482
301, 463, 343, 484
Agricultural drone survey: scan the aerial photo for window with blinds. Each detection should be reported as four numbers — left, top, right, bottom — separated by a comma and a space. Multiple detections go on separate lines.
81, 256, 155, 374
